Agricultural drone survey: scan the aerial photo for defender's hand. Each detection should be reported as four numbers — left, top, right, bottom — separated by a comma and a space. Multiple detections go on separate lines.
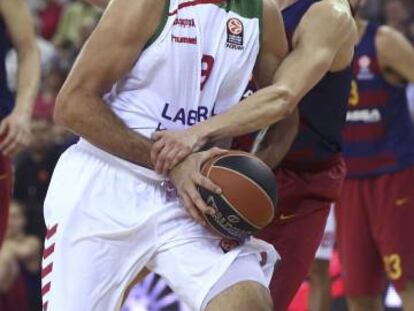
169, 148, 226, 225
151, 128, 207, 175
0, 111, 31, 156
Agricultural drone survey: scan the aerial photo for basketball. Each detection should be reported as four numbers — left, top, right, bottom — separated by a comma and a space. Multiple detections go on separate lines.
199, 151, 278, 243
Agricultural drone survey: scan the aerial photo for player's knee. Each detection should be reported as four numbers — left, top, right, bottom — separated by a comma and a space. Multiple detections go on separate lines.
206, 281, 273, 311
238, 284, 273, 311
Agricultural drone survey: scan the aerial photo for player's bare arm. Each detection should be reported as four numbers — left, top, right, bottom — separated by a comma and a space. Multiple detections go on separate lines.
243, 0, 300, 169
55, 0, 221, 224
254, 109, 299, 169
55, 0, 166, 168
253, 0, 290, 89
152, 0, 356, 172
0, 0, 40, 156
151, 0, 289, 174
376, 25, 414, 83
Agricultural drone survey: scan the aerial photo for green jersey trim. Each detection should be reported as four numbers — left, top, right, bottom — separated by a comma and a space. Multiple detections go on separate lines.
144, 0, 262, 49
144, 0, 170, 49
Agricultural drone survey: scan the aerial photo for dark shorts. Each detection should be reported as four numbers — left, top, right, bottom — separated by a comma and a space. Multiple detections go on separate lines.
0, 153, 11, 245
257, 158, 346, 311
336, 166, 414, 296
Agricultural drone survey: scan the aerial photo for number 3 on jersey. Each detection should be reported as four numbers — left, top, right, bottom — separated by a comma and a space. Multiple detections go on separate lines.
348, 80, 359, 106
384, 254, 402, 280
201, 55, 214, 90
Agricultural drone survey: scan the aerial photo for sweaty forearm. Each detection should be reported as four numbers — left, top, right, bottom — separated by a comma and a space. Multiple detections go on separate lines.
255, 109, 299, 168
55, 92, 153, 168
192, 85, 297, 144
14, 45, 40, 115
190, 18, 349, 146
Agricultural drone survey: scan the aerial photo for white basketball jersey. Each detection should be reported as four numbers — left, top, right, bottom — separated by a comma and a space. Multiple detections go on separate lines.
101, 0, 262, 179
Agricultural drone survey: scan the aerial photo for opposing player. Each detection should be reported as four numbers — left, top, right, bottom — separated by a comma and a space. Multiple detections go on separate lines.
43, 0, 293, 310
336, 0, 414, 310
0, 0, 40, 245
152, 0, 357, 309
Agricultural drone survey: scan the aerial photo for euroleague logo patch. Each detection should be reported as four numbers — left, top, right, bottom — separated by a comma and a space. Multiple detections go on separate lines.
358, 55, 371, 68
356, 54, 374, 80
228, 18, 243, 35
226, 18, 244, 50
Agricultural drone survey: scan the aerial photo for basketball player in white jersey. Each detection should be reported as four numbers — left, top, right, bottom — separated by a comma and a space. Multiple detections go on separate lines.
151, 0, 356, 309
42, 1, 295, 311
152, 0, 355, 235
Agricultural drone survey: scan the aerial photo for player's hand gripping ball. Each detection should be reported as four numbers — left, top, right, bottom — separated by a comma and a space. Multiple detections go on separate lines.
200, 151, 278, 243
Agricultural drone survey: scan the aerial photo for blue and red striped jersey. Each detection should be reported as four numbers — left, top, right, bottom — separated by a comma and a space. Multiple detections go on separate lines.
232, 0, 352, 170
280, 0, 352, 170
0, 18, 14, 120
343, 23, 414, 177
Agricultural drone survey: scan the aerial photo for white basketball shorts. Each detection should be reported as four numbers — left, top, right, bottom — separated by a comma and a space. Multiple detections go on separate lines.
41, 140, 279, 311
314, 205, 336, 260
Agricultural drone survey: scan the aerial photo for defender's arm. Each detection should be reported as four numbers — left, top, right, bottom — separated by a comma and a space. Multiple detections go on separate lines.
193, 2, 356, 142
55, 0, 166, 168
377, 25, 414, 83
151, 0, 288, 173
151, 1, 356, 174
254, 109, 299, 169
0, 0, 40, 156
195, 0, 290, 140
253, 0, 289, 89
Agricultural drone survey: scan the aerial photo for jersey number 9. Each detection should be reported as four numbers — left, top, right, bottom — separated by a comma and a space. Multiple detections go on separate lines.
201, 55, 215, 90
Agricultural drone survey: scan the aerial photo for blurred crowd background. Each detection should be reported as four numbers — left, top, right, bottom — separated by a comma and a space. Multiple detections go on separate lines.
0, 0, 413, 310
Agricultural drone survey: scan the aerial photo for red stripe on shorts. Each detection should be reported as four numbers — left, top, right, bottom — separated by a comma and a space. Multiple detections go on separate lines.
43, 301, 48, 311
43, 243, 55, 260
42, 282, 51, 296
41, 263, 53, 279
45, 224, 58, 240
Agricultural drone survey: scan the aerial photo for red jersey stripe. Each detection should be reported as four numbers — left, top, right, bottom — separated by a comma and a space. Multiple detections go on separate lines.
343, 123, 386, 142
355, 90, 390, 108
169, 0, 226, 16
346, 153, 396, 173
